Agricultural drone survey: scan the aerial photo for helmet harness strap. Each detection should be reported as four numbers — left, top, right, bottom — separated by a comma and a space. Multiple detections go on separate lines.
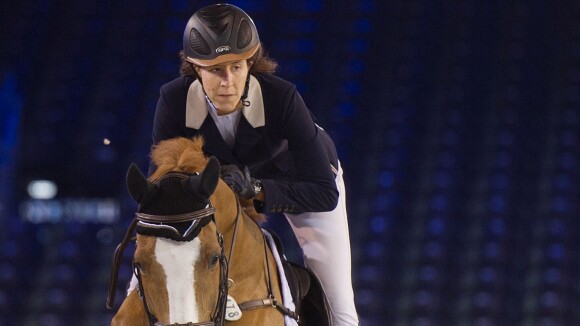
241, 74, 251, 107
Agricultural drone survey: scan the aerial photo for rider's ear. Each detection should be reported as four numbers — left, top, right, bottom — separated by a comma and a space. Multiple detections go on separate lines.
126, 163, 159, 206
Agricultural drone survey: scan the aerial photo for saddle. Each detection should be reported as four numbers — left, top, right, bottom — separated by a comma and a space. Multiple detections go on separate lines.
267, 230, 332, 326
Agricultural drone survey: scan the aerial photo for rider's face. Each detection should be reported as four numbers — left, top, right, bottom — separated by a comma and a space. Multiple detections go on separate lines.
195, 60, 251, 115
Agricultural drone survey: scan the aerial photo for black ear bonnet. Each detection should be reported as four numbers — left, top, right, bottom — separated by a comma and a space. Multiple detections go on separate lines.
125, 157, 220, 241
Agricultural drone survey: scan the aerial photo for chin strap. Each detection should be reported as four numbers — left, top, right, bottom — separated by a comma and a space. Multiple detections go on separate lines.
241, 74, 251, 107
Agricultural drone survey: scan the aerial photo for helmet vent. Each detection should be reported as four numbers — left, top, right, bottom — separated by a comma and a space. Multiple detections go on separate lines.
189, 28, 211, 55
237, 19, 253, 49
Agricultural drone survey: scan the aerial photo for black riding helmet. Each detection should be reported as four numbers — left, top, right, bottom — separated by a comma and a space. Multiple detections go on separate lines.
183, 3, 260, 67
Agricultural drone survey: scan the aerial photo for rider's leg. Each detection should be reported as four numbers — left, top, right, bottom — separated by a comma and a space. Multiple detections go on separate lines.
285, 162, 359, 326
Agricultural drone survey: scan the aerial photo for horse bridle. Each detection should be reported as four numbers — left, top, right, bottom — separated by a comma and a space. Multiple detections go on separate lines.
106, 184, 233, 326
107, 176, 299, 325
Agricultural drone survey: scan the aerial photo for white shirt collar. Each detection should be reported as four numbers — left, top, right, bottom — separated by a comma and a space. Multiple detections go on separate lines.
186, 75, 265, 129
206, 100, 241, 148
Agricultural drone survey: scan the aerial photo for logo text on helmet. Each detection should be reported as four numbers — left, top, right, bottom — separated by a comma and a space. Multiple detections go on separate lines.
216, 46, 231, 54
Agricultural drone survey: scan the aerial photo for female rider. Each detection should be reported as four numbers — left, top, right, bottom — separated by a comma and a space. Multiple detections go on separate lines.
150, 4, 359, 325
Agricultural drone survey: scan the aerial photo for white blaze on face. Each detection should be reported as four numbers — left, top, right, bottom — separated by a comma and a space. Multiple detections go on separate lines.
155, 237, 202, 323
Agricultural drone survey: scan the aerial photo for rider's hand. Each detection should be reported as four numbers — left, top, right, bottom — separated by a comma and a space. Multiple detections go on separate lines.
220, 165, 261, 200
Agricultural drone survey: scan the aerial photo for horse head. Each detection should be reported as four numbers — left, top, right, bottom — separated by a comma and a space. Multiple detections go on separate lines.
112, 146, 228, 325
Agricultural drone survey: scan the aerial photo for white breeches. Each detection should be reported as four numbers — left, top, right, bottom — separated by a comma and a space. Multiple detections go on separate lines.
285, 163, 359, 326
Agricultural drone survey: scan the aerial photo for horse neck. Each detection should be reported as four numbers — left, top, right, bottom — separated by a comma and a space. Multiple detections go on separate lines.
211, 183, 274, 285
212, 193, 259, 251
210, 185, 283, 323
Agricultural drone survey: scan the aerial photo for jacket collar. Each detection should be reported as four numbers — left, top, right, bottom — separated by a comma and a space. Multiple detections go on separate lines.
185, 75, 265, 130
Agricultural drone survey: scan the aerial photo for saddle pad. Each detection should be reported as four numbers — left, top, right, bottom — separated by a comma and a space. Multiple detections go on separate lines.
262, 229, 299, 326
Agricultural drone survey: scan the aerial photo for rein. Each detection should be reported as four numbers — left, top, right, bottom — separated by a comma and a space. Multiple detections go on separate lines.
234, 232, 300, 323
107, 218, 138, 310
227, 204, 301, 324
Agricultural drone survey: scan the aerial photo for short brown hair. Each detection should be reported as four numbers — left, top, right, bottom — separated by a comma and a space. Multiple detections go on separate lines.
179, 43, 278, 77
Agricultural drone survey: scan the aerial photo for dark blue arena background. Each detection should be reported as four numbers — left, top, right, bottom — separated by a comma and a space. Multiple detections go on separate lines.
1, 1, 579, 325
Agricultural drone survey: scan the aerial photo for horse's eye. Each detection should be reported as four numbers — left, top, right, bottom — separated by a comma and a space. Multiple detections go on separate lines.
209, 254, 221, 269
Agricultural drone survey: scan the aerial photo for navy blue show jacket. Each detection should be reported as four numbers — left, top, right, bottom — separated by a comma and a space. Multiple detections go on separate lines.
151, 73, 339, 214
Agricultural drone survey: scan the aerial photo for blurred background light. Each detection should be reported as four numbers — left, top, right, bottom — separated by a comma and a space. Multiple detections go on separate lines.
26, 180, 58, 200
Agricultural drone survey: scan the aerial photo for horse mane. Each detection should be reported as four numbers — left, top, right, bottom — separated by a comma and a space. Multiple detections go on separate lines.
149, 136, 266, 224
149, 136, 208, 180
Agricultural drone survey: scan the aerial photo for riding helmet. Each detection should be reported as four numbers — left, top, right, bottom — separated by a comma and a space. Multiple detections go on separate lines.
183, 3, 260, 67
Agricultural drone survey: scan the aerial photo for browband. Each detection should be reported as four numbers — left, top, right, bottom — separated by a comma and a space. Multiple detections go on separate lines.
135, 206, 216, 223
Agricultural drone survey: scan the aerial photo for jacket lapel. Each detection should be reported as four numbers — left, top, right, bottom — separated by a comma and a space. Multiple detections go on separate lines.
185, 79, 237, 164
234, 75, 266, 161
234, 116, 263, 161
197, 117, 238, 164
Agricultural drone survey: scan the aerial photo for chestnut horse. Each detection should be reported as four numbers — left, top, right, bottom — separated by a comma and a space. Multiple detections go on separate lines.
107, 137, 292, 325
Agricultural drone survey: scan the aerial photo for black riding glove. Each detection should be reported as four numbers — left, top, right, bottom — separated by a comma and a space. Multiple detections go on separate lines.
220, 165, 261, 200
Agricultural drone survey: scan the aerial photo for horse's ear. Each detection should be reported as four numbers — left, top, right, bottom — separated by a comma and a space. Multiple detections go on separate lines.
201, 156, 220, 195
186, 156, 220, 199
126, 163, 159, 205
